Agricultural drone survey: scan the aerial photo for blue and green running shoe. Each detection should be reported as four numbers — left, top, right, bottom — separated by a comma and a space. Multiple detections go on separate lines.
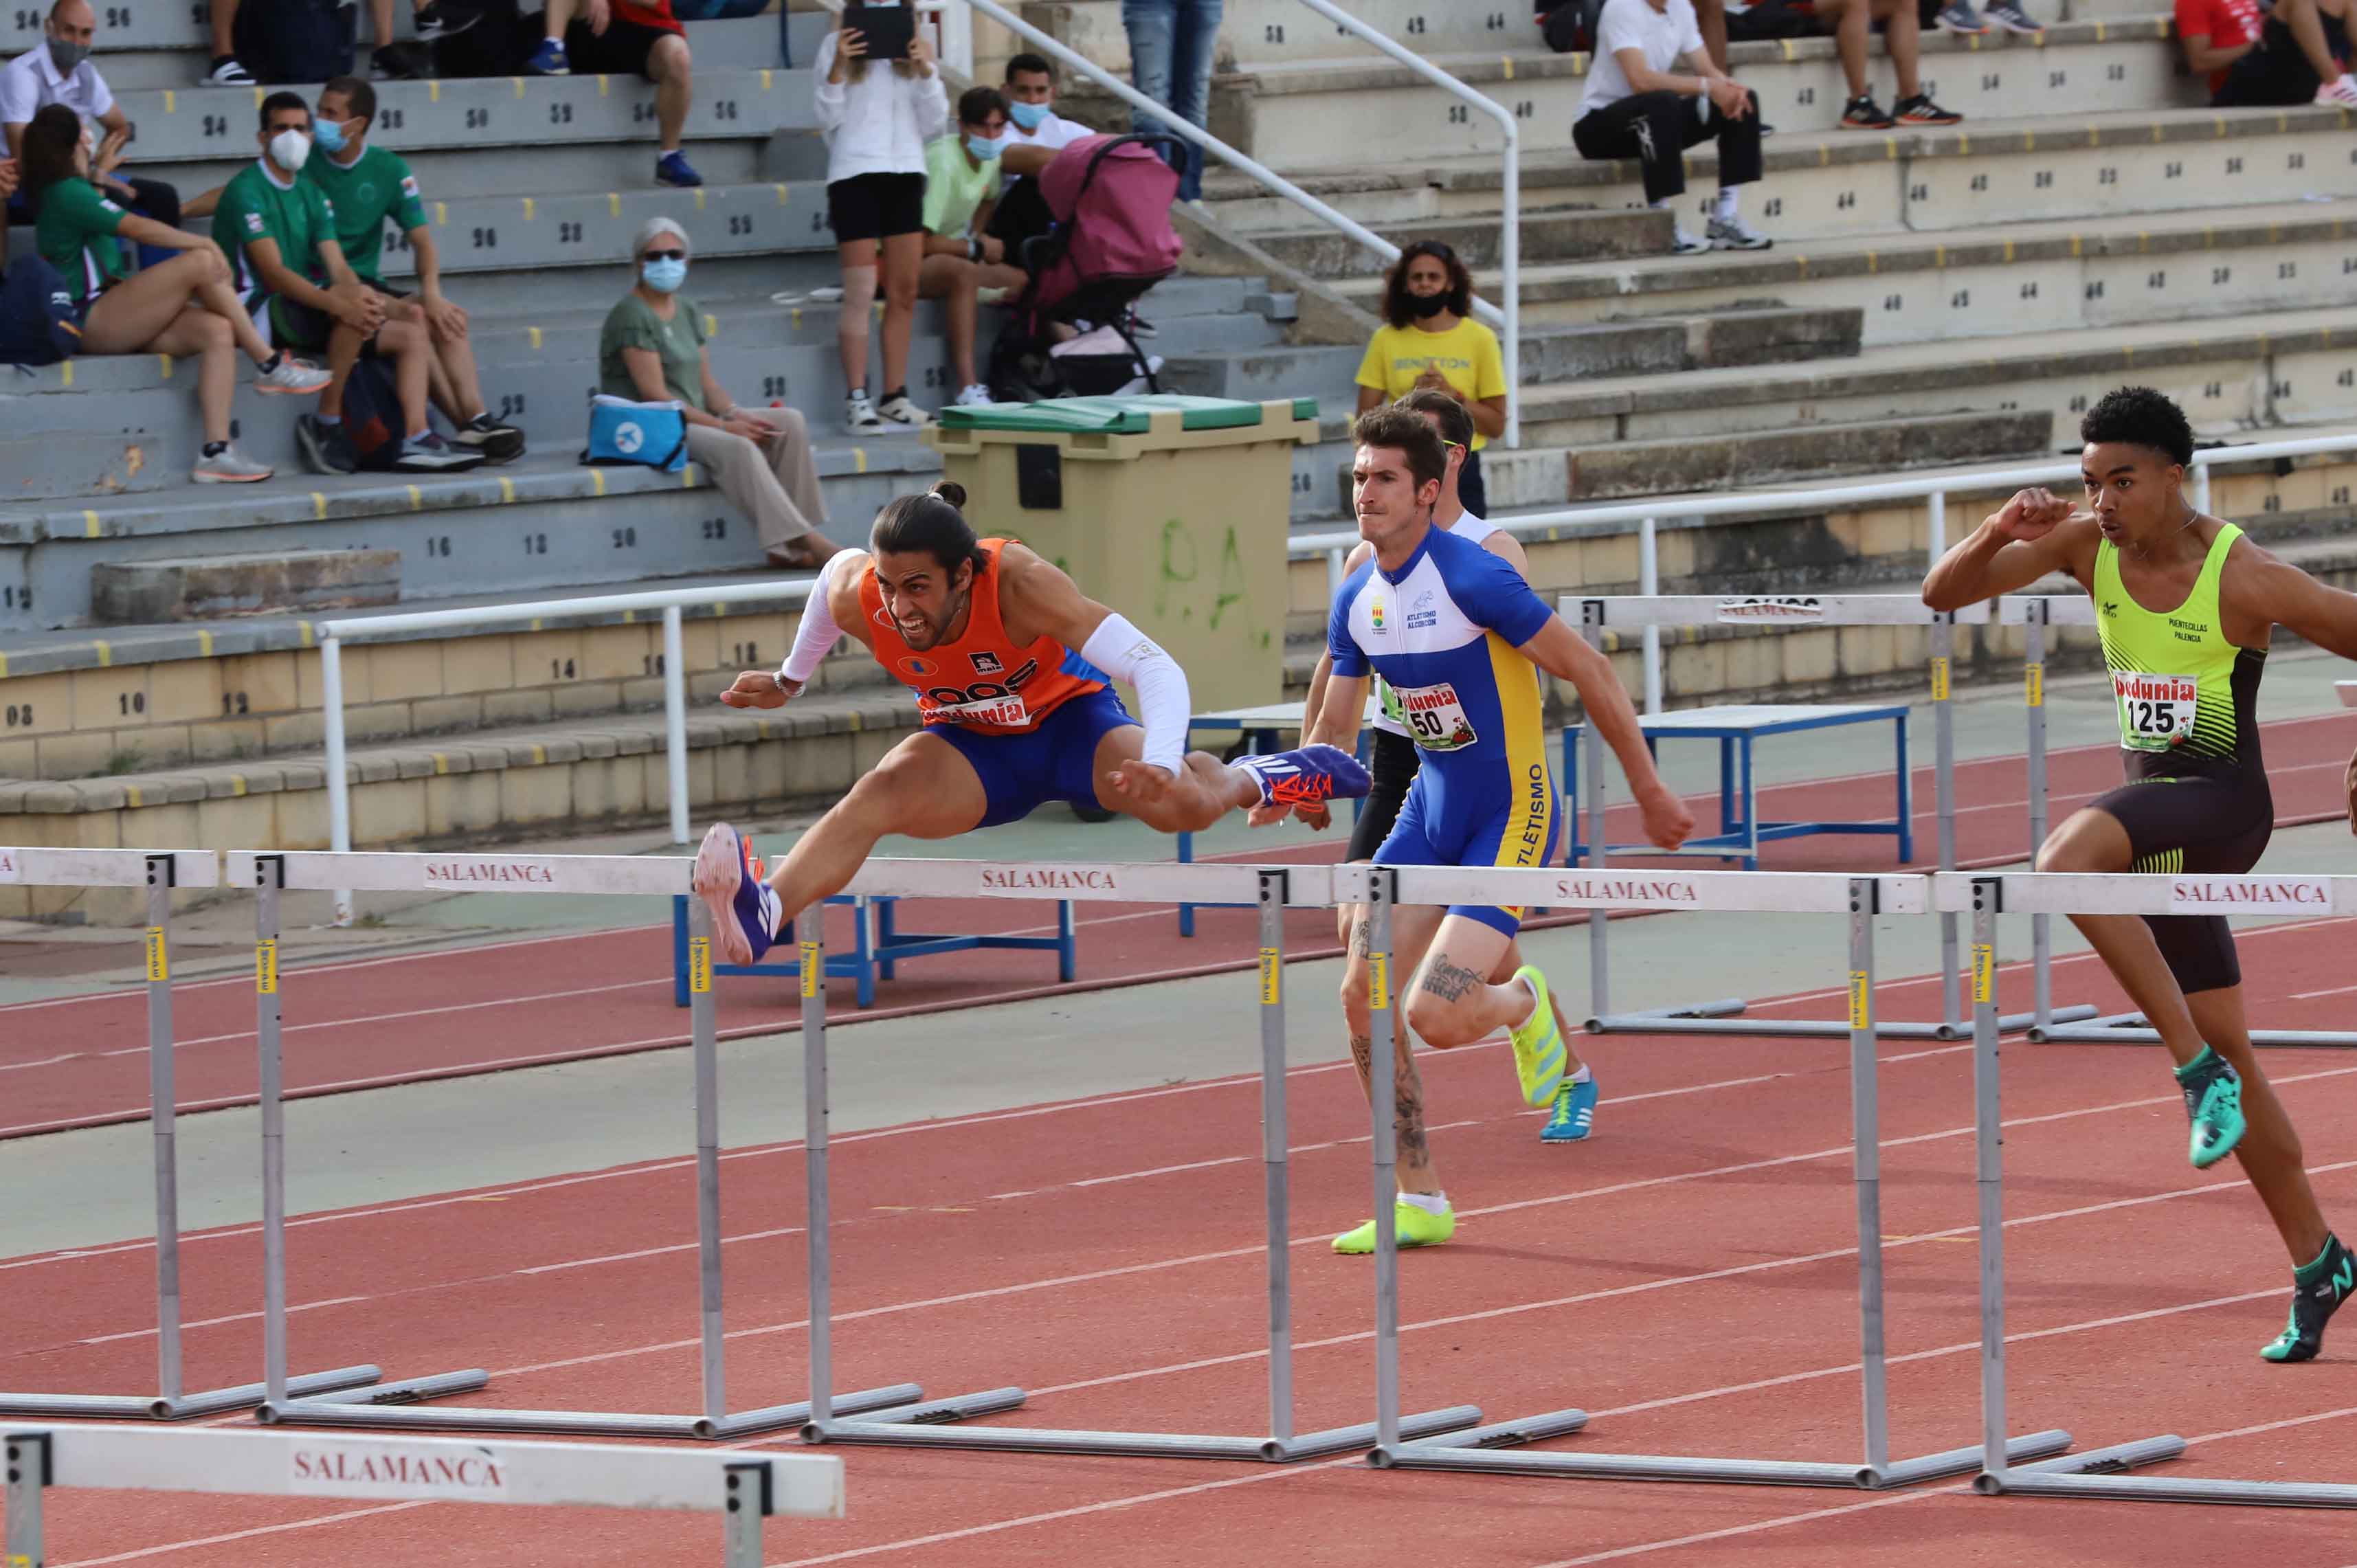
1541, 1075, 1598, 1143
1506, 965, 1567, 1108
2262, 1234, 2355, 1363
2176, 1046, 2246, 1169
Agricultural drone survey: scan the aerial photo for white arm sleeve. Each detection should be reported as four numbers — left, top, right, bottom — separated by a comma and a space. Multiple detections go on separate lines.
779, 552, 855, 683
1080, 612, 1191, 776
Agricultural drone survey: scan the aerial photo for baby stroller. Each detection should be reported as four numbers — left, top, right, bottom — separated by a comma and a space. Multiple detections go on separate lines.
987, 133, 1183, 403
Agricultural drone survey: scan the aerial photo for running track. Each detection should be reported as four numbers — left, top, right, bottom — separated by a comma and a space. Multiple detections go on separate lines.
5, 713, 2352, 1137
5, 919, 2357, 1564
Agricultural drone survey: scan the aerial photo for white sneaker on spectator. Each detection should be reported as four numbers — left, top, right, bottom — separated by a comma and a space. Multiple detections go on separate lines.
393, 432, 484, 472
205, 54, 255, 85
954, 383, 993, 407
192, 443, 271, 483
845, 390, 887, 435
1671, 226, 1712, 256
1980, 0, 2040, 30
874, 391, 929, 432
1707, 214, 1772, 251
2317, 73, 2357, 106
253, 355, 333, 395
1934, 2, 1989, 30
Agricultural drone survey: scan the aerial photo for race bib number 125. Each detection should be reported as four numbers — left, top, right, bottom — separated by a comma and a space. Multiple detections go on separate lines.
2113, 671, 2197, 751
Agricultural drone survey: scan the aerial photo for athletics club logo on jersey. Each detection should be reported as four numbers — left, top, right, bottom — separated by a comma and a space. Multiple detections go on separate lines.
1406, 590, 1438, 631
1370, 597, 1387, 636
968, 650, 1003, 674
899, 656, 937, 678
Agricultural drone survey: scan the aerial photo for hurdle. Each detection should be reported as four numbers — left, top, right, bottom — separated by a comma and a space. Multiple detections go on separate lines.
215, 849, 961, 1440
2000, 596, 2357, 1049
0, 847, 385, 1422
1557, 594, 2089, 1041
2, 1424, 843, 1566
1949, 869, 2357, 1508
1359, 863, 2079, 1488
798, 858, 1485, 1460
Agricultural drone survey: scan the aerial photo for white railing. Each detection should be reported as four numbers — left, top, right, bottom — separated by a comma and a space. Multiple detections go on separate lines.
1296, 430, 2357, 714
315, 579, 814, 926
948, 0, 1521, 445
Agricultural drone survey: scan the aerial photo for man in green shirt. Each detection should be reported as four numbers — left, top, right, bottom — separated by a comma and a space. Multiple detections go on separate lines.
214, 91, 475, 473
307, 76, 521, 463
917, 85, 1026, 410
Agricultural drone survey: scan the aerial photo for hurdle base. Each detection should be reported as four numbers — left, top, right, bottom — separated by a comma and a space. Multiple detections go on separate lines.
0, 1365, 384, 1423
809, 1396, 1479, 1462
1368, 1408, 1588, 1459
2030, 1011, 2357, 1049
1935, 1005, 2099, 1042
1378, 1427, 2070, 1490
1976, 1434, 2190, 1493
1982, 1433, 2357, 1508
265, 1381, 925, 1440
1587, 1005, 2088, 1042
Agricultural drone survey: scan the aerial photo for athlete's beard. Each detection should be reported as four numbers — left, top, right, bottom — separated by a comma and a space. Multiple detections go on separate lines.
902, 584, 972, 651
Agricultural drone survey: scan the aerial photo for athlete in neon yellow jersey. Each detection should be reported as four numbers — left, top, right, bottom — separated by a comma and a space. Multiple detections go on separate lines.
1925, 385, 2357, 1363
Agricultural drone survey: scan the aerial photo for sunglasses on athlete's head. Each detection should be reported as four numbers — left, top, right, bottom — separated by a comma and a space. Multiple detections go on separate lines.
643, 248, 687, 262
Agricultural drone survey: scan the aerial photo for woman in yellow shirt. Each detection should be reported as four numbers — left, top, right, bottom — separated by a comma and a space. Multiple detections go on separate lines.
1354, 240, 1508, 516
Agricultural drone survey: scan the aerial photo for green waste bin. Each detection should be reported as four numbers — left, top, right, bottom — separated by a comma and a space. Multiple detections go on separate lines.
925, 394, 1319, 711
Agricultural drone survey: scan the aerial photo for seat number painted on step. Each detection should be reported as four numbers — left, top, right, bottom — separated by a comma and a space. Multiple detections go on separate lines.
2113, 671, 2197, 750
1394, 681, 1477, 750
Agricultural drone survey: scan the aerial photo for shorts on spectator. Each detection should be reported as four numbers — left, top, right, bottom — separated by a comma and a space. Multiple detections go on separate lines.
827, 172, 926, 245
2213, 16, 2338, 104
263, 294, 379, 357
566, 14, 680, 80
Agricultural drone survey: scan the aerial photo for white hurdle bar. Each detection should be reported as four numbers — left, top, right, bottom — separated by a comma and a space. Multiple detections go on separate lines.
1998, 597, 2357, 1050
1555, 595, 2088, 1042
1357, 864, 2075, 1486
214, 850, 946, 1440
0, 848, 387, 1422
800, 858, 1483, 1460
1, 1424, 844, 1567
1943, 869, 2357, 1509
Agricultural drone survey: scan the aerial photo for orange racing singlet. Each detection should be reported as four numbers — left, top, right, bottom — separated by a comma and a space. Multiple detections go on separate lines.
859, 538, 1107, 734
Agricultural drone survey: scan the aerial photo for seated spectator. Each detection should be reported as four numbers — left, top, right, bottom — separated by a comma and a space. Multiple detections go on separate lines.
1353, 242, 1507, 518
1813, 0, 1961, 126
1121, 0, 1219, 203
1572, 0, 1771, 254
815, 8, 945, 435
214, 92, 476, 473
361, 0, 480, 81
205, 0, 253, 86
306, 76, 523, 466
2178, 0, 2357, 104
921, 86, 1026, 409
987, 53, 1093, 268
602, 217, 838, 570
3, 1, 185, 270
525, 0, 702, 188
1925, 0, 2042, 36
19, 104, 329, 482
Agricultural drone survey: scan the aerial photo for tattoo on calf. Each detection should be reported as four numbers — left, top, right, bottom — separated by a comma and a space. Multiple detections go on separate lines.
1349, 1031, 1372, 1082
1395, 1050, 1431, 1168
1419, 958, 1483, 1004
1348, 915, 1372, 959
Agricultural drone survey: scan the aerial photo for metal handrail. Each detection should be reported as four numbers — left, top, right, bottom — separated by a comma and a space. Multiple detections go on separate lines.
946, 0, 1519, 444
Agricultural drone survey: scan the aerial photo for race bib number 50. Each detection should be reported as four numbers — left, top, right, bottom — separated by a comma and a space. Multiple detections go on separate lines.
2113, 671, 2197, 751
1394, 681, 1478, 750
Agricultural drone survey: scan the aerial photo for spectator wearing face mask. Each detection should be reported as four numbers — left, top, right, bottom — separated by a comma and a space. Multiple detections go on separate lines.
985, 52, 1091, 267
216, 93, 476, 473
602, 217, 838, 570
1353, 241, 1507, 519
3, 0, 185, 271
19, 104, 329, 482
302, 76, 522, 469
919, 86, 1025, 408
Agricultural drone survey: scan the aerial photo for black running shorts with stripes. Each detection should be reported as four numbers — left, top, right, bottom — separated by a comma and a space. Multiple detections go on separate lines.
2089, 768, 2275, 994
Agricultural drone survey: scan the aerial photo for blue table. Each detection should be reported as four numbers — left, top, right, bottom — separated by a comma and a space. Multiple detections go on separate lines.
671, 893, 1075, 1009
1561, 703, 1912, 871
1174, 700, 1375, 937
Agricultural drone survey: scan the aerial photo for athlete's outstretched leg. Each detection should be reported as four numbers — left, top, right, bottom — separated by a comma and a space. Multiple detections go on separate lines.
693, 732, 988, 965
1093, 726, 1369, 833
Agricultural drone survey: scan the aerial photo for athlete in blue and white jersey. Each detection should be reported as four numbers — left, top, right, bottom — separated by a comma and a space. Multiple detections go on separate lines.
1284, 407, 1694, 1254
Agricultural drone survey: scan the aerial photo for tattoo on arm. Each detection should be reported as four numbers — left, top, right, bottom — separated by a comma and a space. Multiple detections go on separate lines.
1419, 958, 1483, 1004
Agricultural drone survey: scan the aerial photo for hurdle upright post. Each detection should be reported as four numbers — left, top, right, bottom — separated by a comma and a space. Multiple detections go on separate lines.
145, 857, 183, 1408
1580, 604, 1611, 1018
2022, 601, 2053, 1030
691, 896, 727, 1427
1257, 869, 1294, 1448
1367, 869, 1402, 1453
256, 858, 289, 1409
800, 901, 834, 1429
1848, 880, 1889, 1477
1932, 614, 1963, 1035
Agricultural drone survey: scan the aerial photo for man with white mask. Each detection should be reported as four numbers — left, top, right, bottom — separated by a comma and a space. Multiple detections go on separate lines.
214, 92, 475, 473
1, 0, 184, 269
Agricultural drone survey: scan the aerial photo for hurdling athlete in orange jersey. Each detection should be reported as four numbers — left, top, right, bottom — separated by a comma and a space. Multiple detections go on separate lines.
689, 480, 1372, 966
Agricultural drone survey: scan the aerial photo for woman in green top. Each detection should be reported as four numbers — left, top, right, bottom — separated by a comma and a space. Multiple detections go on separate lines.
19, 104, 329, 482
1926, 385, 2357, 1365
599, 216, 837, 570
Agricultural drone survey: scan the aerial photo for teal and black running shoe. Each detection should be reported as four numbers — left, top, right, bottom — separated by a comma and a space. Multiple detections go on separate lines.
2262, 1234, 2355, 1363
2176, 1046, 2246, 1170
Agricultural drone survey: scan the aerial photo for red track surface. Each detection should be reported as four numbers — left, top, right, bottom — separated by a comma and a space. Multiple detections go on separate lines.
7, 917, 2357, 1564
5, 712, 2352, 1139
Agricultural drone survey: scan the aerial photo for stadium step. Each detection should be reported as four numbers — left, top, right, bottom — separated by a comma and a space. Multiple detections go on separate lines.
1563, 408, 2055, 498
1001, 0, 1536, 76
1198, 106, 2357, 244
1244, 205, 1675, 275
1325, 201, 2357, 350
